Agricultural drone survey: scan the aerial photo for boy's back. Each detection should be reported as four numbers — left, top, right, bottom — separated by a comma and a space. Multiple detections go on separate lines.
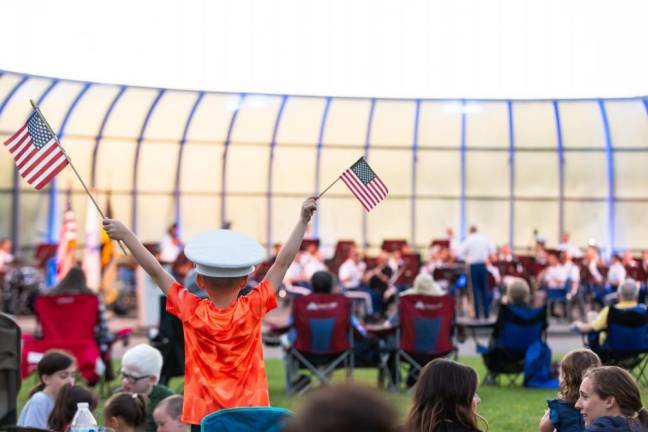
166, 278, 277, 424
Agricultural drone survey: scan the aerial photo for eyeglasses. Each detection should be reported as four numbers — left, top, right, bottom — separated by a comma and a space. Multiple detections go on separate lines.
120, 371, 150, 384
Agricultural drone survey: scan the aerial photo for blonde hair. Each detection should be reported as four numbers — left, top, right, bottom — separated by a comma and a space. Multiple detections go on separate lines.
507, 278, 530, 306
559, 349, 601, 404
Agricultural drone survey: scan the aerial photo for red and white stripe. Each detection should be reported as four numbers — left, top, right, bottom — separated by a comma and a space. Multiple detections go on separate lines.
3, 124, 69, 190
340, 169, 389, 211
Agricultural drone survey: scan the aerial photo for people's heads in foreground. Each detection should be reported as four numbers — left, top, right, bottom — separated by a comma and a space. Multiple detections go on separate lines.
153, 395, 185, 432
558, 349, 601, 404
120, 344, 163, 394
310, 270, 336, 294
407, 359, 484, 432
618, 278, 640, 302
506, 278, 530, 307
31, 350, 77, 398
48, 384, 98, 432
576, 366, 648, 428
104, 392, 148, 432
284, 384, 397, 432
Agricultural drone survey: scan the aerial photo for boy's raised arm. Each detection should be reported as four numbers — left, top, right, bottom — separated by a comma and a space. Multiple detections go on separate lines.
265, 196, 317, 290
102, 218, 175, 295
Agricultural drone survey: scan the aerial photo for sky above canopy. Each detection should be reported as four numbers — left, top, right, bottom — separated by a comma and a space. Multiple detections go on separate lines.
1, 0, 646, 99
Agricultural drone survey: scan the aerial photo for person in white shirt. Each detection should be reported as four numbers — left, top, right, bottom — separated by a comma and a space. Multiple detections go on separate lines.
607, 254, 626, 289
557, 231, 583, 258
338, 248, 373, 316
159, 223, 182, 267
457, 225, 495, 319
0, 238, 14, 273
562, 251, 585, 320
299, 244, 326, 280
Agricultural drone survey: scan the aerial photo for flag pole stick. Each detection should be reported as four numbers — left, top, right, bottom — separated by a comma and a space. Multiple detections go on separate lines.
318, 176, 341, 199
29, 100, 128, 256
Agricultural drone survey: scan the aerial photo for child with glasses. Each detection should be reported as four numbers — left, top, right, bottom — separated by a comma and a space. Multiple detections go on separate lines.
119, 344, 174, 432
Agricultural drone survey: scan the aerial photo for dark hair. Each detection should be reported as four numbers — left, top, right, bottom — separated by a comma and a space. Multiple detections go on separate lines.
559, 349, 601, 404
310, 271, 335, 294
105, 392, 148, 431
583, 366, 648, 427
157, 395, 183, 420
283, 384, 397, 432
407, 359, 484, 432
199, 274, 247, 290
48, 267, 93, 295
29, 350, 76, 397
48, 384, 98, 432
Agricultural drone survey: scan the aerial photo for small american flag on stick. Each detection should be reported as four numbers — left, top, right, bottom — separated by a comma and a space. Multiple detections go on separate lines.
340, 157, 388, 211
3, 109, 69, 190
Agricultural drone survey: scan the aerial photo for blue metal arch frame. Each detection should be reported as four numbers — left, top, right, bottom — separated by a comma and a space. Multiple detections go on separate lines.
314, 97, 332, 238
643, 99, 648, 116
91, 85, 127, 187
411, 99, 421, 246
220, 93, 246, 227
266, 95, 288, 252
552, 101, 566, 243
362, 98, 376, 248
131, 89, 166, 233
47, 82, 92, 241
598, 100, 616, 256
459, 100, 467, 239
174, 91, 205, 236
1, 75, 31, 251
507, 101, 516, 247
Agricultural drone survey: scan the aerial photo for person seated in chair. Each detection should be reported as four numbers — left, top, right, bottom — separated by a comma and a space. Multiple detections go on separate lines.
119, 344, 175, 432
572, 279, 644, 349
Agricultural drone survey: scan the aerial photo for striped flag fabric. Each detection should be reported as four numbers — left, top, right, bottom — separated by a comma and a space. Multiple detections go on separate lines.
340, 157, 389, 211
56, 194, 78, 280
3, 110, 69, 190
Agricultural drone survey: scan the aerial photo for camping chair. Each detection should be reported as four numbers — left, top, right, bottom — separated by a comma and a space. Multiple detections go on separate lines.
0, 313, 21, 427
21, 294, 130, 387
479, 304, 547, 386
584, 305, 648, 386
201, 407, 292, 432
283, 294, 353, 395
382, 294, 457, 391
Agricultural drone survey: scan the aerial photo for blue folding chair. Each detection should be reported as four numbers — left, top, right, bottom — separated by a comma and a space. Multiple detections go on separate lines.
584, 305, 648, 385
479, 304, 547, 385
201, 407, 292, 432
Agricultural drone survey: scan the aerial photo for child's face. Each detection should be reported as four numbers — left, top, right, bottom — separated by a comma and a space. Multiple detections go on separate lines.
42, 363, 76, 396
120, 365, 155, 395
154, 408, 185, 432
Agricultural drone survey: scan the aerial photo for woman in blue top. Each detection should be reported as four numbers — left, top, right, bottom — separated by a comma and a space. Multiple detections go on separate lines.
539, 349, 601, 432
575, 366, 648, 432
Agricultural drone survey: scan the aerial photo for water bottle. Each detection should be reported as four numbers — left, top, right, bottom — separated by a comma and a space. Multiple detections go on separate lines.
70, 402, 98, 432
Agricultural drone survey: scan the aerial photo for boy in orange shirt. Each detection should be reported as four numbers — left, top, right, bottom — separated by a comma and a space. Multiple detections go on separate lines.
104, 196, 317, 430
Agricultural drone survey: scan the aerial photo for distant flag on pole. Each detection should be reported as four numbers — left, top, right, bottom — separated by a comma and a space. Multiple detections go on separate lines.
2, 110, 69, 190
56, 190, 78, 280
340, 157, 389, 211
82, 189, 101, 291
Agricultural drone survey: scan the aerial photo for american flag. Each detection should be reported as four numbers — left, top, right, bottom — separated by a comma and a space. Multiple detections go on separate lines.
340, 157, 388, 211
3, 110, 69, 190
56, 194, 78, 280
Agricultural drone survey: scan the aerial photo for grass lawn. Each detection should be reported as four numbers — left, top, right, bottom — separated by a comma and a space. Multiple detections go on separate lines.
17, 356, 648, 430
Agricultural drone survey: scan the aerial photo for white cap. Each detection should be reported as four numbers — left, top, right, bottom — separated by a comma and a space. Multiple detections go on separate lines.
184, 229, 265, 278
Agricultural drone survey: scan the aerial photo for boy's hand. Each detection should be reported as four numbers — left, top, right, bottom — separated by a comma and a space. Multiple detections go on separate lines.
301, 196, 318, 223
102, 218, 132, 241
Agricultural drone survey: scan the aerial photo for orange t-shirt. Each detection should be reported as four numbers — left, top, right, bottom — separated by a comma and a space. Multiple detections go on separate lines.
165, 279, 277, 425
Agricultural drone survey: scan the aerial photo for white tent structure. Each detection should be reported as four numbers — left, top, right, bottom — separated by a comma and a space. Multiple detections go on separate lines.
0, 70, 646, 258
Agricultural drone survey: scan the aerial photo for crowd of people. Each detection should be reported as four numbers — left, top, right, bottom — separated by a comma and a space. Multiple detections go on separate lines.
9, 194, 648, 431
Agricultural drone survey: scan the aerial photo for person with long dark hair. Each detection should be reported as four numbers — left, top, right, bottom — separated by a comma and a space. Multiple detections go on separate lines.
17, 350, 77, 429
575, 366, 648, 431
406, 359, 487, 432
47, 384, 98, 432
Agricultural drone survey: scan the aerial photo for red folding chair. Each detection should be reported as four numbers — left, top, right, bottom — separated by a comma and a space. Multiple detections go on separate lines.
22, 294, 103, 384
388, 294, 457, 391
284, 294, 353, 395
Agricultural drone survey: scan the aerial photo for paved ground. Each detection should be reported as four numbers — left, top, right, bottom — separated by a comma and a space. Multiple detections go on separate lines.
14, 305, 585, 360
